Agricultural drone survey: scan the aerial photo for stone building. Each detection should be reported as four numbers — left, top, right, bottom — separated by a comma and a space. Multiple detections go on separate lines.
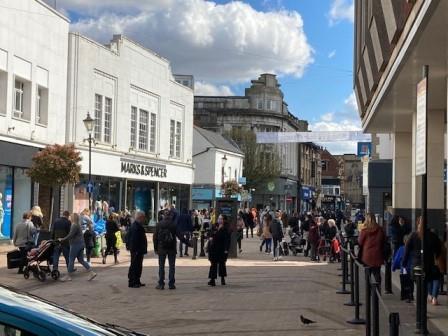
194, 74, 308, 212
335, 154, 364, 211
320, 149, 342, 211
298, 143, 322, 213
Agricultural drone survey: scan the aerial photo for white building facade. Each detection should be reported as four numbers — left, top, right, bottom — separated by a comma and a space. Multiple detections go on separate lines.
192, 127, 244, 210
66, 33, 194, 224
0, 0, 69, 238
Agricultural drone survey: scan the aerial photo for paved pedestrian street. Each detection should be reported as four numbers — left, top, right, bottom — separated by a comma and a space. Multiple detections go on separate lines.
0, 237, 364, 336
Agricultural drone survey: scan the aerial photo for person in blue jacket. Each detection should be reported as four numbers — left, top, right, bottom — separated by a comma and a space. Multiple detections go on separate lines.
392, 234, 413, 302
176, 208, 193, 257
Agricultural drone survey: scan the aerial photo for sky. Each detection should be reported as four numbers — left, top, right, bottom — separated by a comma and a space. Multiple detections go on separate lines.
54, 0, 360, 154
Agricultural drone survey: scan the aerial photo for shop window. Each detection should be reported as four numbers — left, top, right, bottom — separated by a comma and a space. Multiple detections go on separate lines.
94, 94, 102, 141
0, 70, 7, 115
35, 86, 48, 125
0, 166, 13, 239
13, 169, 31, 232
13, 77, 31, 120
139, 109, 148, 151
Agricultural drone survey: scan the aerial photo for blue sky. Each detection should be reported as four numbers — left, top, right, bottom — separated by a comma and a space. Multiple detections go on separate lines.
58, 0, 359, 153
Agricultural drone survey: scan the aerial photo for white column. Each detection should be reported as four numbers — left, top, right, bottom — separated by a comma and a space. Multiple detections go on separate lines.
392, 132, 412, 211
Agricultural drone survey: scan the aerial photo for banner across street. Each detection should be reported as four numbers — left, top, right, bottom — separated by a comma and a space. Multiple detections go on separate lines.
256, 131, 372, 144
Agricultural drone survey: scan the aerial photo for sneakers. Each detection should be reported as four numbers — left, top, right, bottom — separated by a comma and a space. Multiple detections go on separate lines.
60, 275, 72, 282
88, 271, 97, 281
432, 298, 439, 306
273, 257, 279, 261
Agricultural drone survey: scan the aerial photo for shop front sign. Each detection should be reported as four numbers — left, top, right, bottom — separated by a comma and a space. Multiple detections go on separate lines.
120, 159, 167, 178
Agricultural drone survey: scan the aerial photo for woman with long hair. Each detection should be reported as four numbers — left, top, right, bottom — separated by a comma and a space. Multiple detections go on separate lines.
208, 214, 231, 286
403, 216, 442, 305
262, 214, 273, 254
358, 213, 386, 285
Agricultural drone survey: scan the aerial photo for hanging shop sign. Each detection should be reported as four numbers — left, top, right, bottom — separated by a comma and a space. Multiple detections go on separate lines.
120, 159, 167, 178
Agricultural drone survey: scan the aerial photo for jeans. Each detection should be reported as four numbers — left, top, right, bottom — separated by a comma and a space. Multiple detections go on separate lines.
53, 244, 70, 271
158, 254, 175, 287
68, 241, 90, 273
179, 232, 191, 256
273, 238, 280, 258
128, 252, 144, 286
428, 279, 440, 299
265, 238, 272, 252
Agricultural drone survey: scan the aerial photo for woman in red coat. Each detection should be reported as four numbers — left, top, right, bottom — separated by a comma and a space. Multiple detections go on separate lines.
358, 213, 386, 286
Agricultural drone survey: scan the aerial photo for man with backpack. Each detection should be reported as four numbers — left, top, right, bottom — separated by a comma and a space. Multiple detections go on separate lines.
153, 209, 177, 290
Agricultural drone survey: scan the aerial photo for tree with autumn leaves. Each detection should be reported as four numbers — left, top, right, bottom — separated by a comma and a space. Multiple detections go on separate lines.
27, 144, 82, 225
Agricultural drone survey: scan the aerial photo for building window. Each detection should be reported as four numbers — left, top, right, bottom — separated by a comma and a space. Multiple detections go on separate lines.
321, 160, 328, 171
36, 87, 41, 123
35, 86, 48, 125
130, 106, 137, 149
170, 120, 175, 157
14, 80, 24, 118
104, 97, 112, 143
175, 121, 182, 158
257, 100, 263, 110
139, 109, 148, 151
94, 94, 102, 141
150, 113, 156, 153
266, 100, 271, 110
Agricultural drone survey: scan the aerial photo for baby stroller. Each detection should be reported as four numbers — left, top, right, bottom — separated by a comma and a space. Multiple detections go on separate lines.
23, 240, 60, 282
288, 230, 304, 256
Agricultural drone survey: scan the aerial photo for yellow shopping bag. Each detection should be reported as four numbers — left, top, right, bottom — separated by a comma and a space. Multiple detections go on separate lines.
115, 231, 123, 249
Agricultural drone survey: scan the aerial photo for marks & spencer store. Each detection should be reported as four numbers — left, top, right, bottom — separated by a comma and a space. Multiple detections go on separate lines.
70, 151, 193, 227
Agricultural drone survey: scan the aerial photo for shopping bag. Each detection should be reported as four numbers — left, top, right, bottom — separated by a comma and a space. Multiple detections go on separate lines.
115, 231, 123, 249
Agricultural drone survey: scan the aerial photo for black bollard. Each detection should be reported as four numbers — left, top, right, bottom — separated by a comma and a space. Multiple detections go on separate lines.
337, 247, 350, 294
347, 260, 365, 325
365, 267, 371, 336
414, 266, 429, 334
371, 279, 380, 336
389, 312, 400, 336
344, 252, 355, 306
385, 258, 393, 294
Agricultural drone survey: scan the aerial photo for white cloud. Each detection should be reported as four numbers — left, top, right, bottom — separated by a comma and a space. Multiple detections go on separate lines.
328, 50, 336, 59
62, 0, 313, 82
309, 92, 361, 154
328, 0, 354, 25
194, 82, 234, 96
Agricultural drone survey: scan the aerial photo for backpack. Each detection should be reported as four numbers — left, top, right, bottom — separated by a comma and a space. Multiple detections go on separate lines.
158, 227, 174, 247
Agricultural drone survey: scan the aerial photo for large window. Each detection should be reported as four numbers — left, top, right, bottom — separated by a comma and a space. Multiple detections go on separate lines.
169, 120, 175, 157
139, 109, 148, 151
150, 113, 156, 153
170, 120, 182, 159
104, 97, 112, 143
175, 121, 181, 158
94, 94, 102, 141
130, 106, 137, 149
14, 80, 24, 118
35, 86, 48, 125
94, 94, 113, 143
130, 107, 156, 153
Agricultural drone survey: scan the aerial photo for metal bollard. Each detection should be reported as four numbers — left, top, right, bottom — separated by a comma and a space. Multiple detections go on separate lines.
345, 252, 355, 306
365, 267, 372, 336
385, 258, 393, 294
389, 312, 400, 336
337, 248, 350, 294
414, 266, 428, 335
371, 280, 380, 336
347, 261, 365, 325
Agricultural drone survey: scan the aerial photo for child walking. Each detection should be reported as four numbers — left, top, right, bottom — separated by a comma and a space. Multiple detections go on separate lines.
392, 235, 413, 302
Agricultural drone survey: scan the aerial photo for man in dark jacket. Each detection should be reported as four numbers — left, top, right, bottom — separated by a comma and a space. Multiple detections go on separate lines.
271, 211, 284, 261
154, 209, 177, 290
177, 208, 193, 257
127, 211, 148, 288
51, 210, 71, 271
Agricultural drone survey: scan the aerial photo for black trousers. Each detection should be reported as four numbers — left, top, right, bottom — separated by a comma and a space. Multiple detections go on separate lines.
209, 260, 227, 279
400, 273, 414, 300
128, 252, 144, 286
246, 226, 253, 238
18, 247, 27, 272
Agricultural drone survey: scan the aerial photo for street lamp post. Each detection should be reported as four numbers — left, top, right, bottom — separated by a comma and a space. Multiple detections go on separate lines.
221, 154, 227, 185
83, 113, 95, 211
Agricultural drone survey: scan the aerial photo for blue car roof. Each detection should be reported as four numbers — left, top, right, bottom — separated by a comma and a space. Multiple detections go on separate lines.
0, 285, 116, 335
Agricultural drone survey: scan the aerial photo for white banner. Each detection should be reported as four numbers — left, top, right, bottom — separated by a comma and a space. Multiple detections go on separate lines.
256, 131, 371, 144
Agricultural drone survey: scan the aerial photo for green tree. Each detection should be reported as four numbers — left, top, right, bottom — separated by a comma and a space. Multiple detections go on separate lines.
27, 144, 82, 227
226, 128, 281, 188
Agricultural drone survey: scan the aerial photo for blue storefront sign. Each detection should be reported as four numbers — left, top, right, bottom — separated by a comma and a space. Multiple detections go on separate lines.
357, 142, 372, 157
192, 188, 214, 201
238, 177, 247, 185
301, 187, 311, 200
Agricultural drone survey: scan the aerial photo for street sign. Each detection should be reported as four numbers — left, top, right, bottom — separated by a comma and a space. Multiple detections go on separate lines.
357, 142, 371, 158
416, 77, 427, 176
238, 177, 247, 185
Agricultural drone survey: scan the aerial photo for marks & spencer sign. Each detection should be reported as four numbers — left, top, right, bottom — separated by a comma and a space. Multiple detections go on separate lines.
120, 159, 167, 178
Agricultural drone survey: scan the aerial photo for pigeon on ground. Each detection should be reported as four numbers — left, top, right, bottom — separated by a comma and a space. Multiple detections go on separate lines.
300, 315, 316, 325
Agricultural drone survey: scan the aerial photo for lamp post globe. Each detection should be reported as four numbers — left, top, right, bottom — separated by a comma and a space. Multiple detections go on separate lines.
83, 113, 95, 133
